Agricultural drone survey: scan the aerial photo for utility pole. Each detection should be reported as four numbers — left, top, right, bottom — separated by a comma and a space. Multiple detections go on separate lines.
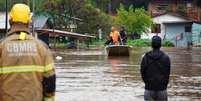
5, 0, 8, 34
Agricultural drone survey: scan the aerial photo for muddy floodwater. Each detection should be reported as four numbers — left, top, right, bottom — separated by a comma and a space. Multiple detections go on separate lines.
54, 47, 201, 101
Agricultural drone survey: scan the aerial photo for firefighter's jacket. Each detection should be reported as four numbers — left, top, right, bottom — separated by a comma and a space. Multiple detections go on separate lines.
0, 24, 56, 101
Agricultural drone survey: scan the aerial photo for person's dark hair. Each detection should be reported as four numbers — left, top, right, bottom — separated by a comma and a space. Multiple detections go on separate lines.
120, 26, 125, 31
152, 35, 161, 49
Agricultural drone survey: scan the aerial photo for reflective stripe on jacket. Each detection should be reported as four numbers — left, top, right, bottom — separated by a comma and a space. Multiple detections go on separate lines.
0, 64, 54, 74
0, 24, 55, 101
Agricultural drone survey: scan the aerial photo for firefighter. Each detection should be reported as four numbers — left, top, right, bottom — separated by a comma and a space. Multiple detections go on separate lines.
110, 26, 120, 45
105, 26, 120, 45
0, 4, 55, 101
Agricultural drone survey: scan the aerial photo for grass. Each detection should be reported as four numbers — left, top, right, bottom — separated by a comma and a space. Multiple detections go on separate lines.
128, 39, 175, 47
48, 39, 175, 48
90, 39, 106, 46
127, 39, 151, 47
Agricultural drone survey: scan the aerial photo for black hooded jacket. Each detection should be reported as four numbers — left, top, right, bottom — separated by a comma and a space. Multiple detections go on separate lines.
141, 50, 171, 91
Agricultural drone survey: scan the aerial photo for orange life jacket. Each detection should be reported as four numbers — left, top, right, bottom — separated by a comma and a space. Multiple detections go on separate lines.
110, 31, 119, 45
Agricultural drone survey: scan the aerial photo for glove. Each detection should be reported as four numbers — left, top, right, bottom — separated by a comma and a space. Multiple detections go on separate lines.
44, 96, 55, 101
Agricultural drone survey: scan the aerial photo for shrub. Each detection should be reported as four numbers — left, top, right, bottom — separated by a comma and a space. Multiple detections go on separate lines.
114, 4, 152, 35
162, 41, 175, 47
127, 39, 151, 47
127, 39, 175, 47
90, 39, 106, 46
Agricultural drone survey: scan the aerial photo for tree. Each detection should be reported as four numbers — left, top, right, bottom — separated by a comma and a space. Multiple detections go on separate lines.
44, 0, 112, 35
0, 0, 46, 14
0, 0, 4, 11
0, 0, 112, 35
114, 4, 152, 36
89, 0, 110, 13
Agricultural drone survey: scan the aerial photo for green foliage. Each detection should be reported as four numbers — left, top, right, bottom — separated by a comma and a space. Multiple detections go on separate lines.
0, 0, 112, 36
114, 4, 152, 35
0, 0, 46, 13
0, 0, 23, 11
162, 41, 175, 47
127, 39, 175, 47
44, 0, 112, 35
89, 0, 110, 13
177, 5, 187, 16
127, 39, 151, 47
33, 0, 46, 14
76, 3, 112, 34
0, 1, 4, 11
90, 39, 106, 46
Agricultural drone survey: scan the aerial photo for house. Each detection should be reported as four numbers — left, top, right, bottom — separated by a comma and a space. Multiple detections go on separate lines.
0, 13, 49, 34
35, 29, 95, 49
33, 15, 52, 46
33, 15, 50, 29
143, 13, 193, 47
33, 15, 86, 48
33, 15, 94, 49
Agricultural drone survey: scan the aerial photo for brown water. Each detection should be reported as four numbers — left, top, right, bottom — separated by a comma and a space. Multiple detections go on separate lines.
54, 47, 201, 101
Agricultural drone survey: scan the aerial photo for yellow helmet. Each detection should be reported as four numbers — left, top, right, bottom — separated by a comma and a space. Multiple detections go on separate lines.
10, 4, 31, 24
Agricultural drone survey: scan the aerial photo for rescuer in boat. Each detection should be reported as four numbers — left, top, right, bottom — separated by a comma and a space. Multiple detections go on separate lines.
119, 26, 127, 45
0, 4, 55, 101
105, 26, 120, 45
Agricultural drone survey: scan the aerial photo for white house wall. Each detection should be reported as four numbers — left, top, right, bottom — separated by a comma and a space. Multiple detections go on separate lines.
0, 13, 10, 29
192, 23, 201, 45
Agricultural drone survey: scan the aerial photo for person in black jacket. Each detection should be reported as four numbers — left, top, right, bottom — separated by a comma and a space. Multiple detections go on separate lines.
119, 26, 127, 45
141, 36, 171, 101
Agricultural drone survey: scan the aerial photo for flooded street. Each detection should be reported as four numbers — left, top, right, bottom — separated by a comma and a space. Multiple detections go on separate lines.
54, 47, 201, 101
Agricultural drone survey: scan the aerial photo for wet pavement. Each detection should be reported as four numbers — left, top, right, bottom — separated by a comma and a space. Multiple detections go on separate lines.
54, 47, 201, 101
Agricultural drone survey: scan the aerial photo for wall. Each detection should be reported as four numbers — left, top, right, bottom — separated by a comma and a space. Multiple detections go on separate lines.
164, 23, 192, 47
192, 23, 201, 45
0, 13, 10, 29
142, 14, 193, 47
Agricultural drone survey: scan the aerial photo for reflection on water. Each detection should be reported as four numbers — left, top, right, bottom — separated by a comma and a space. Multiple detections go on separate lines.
54, 48, 201, 101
